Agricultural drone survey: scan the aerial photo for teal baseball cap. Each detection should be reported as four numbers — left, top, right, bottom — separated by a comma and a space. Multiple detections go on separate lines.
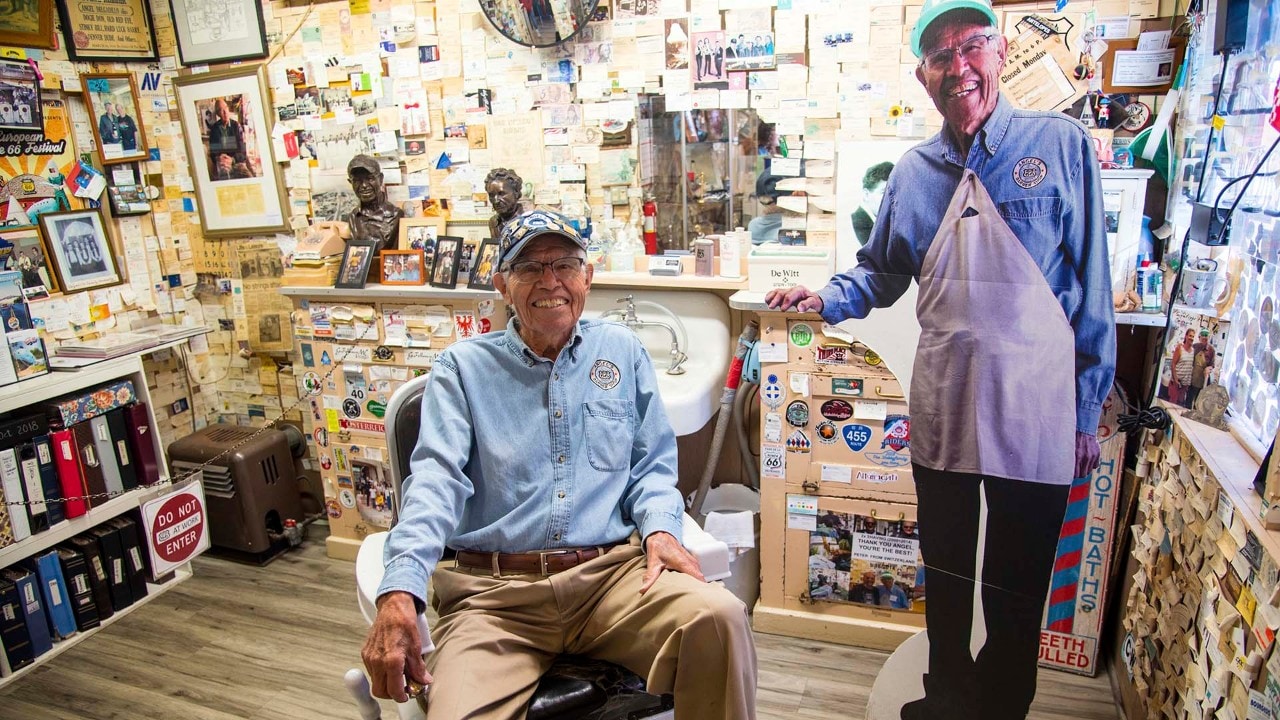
911, 0, 999, 58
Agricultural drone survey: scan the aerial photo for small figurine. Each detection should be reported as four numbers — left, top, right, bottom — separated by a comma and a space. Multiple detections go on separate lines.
1185, 383, 1230, 431
342, 155, 403, 254
485, 168, 533, 242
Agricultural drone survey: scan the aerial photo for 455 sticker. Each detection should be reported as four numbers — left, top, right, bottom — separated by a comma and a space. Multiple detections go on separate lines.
842, 424, 873, 452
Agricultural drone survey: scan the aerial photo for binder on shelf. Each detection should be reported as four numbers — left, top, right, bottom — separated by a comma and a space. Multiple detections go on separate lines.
89, 415, 124, 496
0, 448, 31, 542
24, 550, 76, 640
0, 473, 14, 549
16, 443, 50, 534
64, 536, 113, 622
55, 546, 100, 632
70, 423, 108, 510
0, 573, 33, 676
107, 517, 149, 600
2, 567, 51, 659
0, 413, 49, 452
49, 429, 87, 519
123, 403, 159, 485
90, 525, 133, 611
31, 436, 65, 525
104, 409, 138, 492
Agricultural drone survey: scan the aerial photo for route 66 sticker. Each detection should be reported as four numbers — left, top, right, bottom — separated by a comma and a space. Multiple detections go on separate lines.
762, 444, 785, 478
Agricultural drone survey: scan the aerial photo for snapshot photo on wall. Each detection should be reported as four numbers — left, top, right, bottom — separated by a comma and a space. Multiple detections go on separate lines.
81, 73, 149, 165
0, 228, 59, 299
809, 510, 923, 613
0, 59, 43, 132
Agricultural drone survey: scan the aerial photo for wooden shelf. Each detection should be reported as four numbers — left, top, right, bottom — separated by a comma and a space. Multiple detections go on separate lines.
0, 355, 145, 417
278, 284, 500, 301
592, 272, 747, 290
0, 566, 192, 689
0, 480, 171, 569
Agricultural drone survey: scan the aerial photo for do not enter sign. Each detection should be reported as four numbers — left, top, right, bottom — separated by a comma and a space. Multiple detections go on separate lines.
142, 480, 211, 577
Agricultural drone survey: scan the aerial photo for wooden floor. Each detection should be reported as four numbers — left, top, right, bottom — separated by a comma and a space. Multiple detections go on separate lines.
0, 540, 1121, 720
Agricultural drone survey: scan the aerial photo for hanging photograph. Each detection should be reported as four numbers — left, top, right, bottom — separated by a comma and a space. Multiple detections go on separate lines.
0, 60, 43, 132
81, 73, 149, 166
467, 239, 499, 291
724, 31, 776, 71
169, 0, 269, 66
0, 227, 58, 299
0, 0, 55, 50
56, 0, 158, 61
429, 236, 463, 289
36, 208, 123, 293
692, 30, 728, 89
173, 65, 289, 237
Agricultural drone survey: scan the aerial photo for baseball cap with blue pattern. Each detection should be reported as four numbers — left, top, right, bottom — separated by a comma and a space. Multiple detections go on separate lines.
498, 209, 587, 269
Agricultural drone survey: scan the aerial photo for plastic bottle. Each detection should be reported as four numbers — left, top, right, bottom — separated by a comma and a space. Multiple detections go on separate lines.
1140, 259, 1163, 312
611, 225, 636, 273
720, 227, 743, 278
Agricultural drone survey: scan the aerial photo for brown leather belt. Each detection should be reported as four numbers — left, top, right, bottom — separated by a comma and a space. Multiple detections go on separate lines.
454, 545, 619, 576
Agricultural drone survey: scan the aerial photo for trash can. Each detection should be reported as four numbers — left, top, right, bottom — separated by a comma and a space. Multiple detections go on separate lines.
698, 484, 761, 610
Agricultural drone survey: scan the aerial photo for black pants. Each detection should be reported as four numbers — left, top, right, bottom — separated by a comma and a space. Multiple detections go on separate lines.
911, 465, 1069, 720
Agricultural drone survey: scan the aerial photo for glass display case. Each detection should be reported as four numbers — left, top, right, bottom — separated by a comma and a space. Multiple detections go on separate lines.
638, 95, 765, 250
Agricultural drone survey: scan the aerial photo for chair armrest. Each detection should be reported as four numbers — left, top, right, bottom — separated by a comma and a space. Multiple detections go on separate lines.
681, 512, 732, 582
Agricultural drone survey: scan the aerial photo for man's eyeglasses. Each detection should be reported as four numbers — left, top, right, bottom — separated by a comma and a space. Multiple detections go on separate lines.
919, 31, 998, 72
504, 256, 586, 282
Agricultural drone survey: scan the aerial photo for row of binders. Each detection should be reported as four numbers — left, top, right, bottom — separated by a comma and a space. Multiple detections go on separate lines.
0, 382, 161, 548
0, 514, 152, 676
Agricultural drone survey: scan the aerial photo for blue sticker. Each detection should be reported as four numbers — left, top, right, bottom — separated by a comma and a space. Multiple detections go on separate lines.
842, 424, 872, 452
86, 78, 110, 93
149, 148, 161, 161
866, 450, 912, 468
320, 350, 332, 365
762, 382, 783, 408
301, 343, 315, 366
182, 197, 195, 212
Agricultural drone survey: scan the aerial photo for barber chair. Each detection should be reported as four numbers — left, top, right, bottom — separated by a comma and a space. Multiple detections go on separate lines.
347, 374, 734, 720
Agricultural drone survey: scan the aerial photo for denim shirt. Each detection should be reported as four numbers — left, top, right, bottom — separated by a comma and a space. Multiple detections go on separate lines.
377, 318, 685, 604
816, 94, 1116, 434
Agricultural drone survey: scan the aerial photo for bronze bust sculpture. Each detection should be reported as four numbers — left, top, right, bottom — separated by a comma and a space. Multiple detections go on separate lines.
343, 155, 403, 254
486, 167, 533, 242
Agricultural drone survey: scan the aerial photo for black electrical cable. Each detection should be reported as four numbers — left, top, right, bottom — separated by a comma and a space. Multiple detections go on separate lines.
1212, 134, 1280, 245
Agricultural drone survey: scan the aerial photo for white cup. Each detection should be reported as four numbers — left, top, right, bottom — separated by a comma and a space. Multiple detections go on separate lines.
1180, 268, 1227, 308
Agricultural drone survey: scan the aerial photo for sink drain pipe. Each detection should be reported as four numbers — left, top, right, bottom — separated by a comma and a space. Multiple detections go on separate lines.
689, 320, 759, 518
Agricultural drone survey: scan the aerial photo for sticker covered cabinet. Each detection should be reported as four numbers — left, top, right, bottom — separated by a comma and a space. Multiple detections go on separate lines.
281, 285, 505, 560
753, 311, 926, 650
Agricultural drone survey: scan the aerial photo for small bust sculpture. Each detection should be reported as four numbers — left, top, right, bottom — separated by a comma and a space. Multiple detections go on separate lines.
343, 154, 403, 254
1185, 383, 1230, 431
486, 167, 533, 241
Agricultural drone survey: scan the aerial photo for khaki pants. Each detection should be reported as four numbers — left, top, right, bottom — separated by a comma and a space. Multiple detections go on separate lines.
421, 545, 757, 720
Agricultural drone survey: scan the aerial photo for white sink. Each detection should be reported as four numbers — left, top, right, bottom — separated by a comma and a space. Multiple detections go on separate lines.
585, 289, 731, 436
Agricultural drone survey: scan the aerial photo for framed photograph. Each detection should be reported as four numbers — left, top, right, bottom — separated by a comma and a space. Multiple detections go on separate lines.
430, 236, 463, 289
81, 73, 149, 165
36, 209, 123, 293
468, 239, 500, 291
0, 59, 43, 132
335, 241, 377, 290
380, 250, 426, 286
0, 228, 58, 299
56, 0, 158, 61
398, 216, 445, 267
173, 65, 289, 238
0, 0, 55, 49
169, 0, 269, 66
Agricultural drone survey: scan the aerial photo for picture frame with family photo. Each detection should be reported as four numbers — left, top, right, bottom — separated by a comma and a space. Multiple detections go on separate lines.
380, 250, 425, 286
336, 240, 378, 290
430, 236, 464, 289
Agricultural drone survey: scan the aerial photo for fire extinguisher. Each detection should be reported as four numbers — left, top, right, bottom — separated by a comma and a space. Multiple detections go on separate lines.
642, 195, 658, 255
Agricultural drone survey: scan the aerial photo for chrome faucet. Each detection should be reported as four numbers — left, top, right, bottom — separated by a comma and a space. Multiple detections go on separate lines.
605, 295, 688, 375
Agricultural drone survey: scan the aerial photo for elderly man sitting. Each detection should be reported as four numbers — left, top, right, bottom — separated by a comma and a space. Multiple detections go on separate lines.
362, 209, 758, 720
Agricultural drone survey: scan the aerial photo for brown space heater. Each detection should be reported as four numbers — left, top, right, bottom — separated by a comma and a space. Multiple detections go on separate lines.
167, 424, 304, 563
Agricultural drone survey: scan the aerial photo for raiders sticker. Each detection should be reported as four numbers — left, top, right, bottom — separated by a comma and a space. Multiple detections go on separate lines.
866, 449, 911, 467
342, 398, 362, 418
882, 415, 910, 451
590, 359, 621, 390
762, 374, 784, 408
816, 421, 838, 444
785, 429, 811, 453
831, 379, 863, 398
786, 400, 810, 427
1013, 157, 1048, 189
842, 423, 872, 452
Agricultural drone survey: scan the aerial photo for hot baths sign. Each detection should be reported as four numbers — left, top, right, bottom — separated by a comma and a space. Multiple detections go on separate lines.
142, 479, 211, 577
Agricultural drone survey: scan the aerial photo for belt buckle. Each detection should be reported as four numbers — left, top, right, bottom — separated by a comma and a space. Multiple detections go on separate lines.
538, 549, 570, 576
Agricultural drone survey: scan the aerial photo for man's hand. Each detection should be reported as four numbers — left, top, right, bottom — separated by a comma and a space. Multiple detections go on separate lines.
640, 531, 705, 594
1074, 431, 1100, 479
361, 591, 432, 703
764, 285, 824, 313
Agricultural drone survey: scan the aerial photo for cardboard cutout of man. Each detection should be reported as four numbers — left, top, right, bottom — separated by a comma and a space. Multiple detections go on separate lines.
765, 0, 1115, 717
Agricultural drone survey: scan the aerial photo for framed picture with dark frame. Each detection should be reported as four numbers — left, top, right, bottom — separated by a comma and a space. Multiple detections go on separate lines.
0, 228, 59, 299
56, 0, 159, 61
380, 250, 426, 286
0, 0, 56, 50
173, 65, 289, 237
169, 0, 270, 66
430, 236, 463, 289
81, 73, 149, 165
335, 240, 378, 290
0, 59, 44, 132
36, 209, 123, 293
467, 239, 500, 291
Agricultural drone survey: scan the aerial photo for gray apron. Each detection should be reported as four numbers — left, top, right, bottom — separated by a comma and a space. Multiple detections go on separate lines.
910, 170, 1076, 483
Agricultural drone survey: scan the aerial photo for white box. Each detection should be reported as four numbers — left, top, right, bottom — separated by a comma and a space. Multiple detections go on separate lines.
747, 246, 836, 293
